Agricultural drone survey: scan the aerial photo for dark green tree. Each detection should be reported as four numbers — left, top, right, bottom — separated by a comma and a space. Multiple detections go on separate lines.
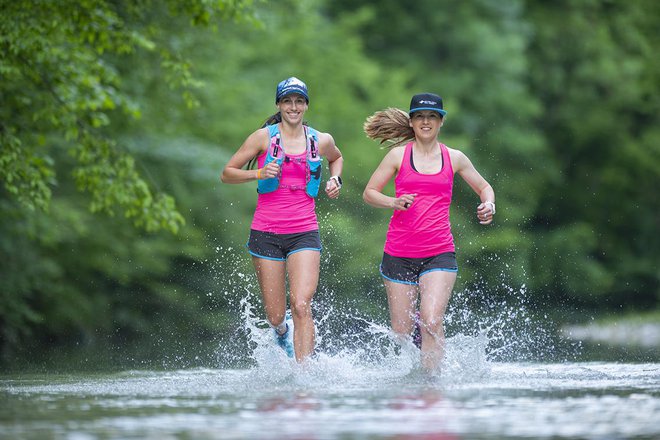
1, 0, 257, 232
524, 0, 660, 308
0, 0, 259, 361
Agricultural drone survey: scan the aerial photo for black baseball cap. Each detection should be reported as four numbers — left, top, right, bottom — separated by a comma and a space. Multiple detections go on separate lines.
409, 93, 447, 117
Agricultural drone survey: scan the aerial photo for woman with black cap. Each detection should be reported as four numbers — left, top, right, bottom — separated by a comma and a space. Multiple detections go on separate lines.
362, 93, 495, 371
221, 77, 343, 363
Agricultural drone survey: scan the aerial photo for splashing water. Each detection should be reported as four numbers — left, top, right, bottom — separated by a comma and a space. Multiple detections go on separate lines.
213, 289, 493, 387
209, 239, 580, 383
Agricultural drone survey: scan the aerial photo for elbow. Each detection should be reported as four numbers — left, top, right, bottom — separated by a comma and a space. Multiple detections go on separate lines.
362, 188, 371, 204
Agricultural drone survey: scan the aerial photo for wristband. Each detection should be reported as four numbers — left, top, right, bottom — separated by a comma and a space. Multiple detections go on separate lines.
330, 175, 342, 189
256, 168, 262, 180
485, 201, 496, 214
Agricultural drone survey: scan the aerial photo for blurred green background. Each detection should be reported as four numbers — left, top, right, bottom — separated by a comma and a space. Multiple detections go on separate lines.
1, 0, 658, 369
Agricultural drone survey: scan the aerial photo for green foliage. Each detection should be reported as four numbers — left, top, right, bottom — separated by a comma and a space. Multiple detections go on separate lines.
0, 0, 256, 233
0, 0, 257, 358
71, 134, 185, 232
0, 130, 54, 211
525, 0, 660, 304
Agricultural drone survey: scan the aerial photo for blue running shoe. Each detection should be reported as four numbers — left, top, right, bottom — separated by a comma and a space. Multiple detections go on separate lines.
274, 310, 295, 358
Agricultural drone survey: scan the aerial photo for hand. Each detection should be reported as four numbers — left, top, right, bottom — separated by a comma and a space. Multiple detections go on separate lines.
325, 178, 340, 199
477, 202, 495, 225
394, 194, 416, 210
257, 162, 280, 180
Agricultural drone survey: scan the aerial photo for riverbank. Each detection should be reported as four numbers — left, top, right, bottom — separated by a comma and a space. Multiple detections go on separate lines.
561, 310, 660, 361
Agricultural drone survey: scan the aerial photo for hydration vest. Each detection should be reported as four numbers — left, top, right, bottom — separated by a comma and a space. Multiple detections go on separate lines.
257, 124, 322, 198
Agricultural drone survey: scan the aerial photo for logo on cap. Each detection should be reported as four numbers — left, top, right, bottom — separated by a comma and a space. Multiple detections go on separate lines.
276, 77, 309, 103
409, 93, 447, 116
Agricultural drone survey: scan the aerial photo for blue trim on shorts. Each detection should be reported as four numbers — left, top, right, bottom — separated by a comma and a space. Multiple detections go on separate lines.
245, 244, 286, 261
245, 243, 321, 261
420, 267, 458, 277
288, 247, 322, 256
379, 265, 418, 285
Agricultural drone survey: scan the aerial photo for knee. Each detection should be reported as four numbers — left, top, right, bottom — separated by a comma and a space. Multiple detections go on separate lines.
419, 315, 443, 335
290, 299, 312, 320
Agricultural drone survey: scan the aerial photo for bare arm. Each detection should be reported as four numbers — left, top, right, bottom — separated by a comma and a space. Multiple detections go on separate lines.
320, 133, 344, 199
450, 148, 496, 225
363, 147, 416, 210
220, 128, 274, 184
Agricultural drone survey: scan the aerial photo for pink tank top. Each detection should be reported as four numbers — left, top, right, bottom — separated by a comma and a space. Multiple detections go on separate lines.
251, 150, 318, 233
384, 142, 455, 258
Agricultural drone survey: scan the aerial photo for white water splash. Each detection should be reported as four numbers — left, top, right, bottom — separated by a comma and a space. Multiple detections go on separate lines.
209, 240, 575, 385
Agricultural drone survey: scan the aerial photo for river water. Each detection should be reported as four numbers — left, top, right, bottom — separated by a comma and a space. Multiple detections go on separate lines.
2, 315, 659, 439
2, 268, 659, 439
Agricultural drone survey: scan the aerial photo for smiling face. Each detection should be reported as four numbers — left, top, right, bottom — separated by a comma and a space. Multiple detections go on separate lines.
277, 93, 308, 124
409, 110, 444, 140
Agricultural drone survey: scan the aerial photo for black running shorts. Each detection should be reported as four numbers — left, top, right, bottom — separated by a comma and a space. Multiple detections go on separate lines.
246, 229, 322, 261
380, 251, 458, 285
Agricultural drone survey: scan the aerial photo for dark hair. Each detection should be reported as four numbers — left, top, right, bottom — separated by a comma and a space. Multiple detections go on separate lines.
262, 111, 283, 128
363, 107, 414, 149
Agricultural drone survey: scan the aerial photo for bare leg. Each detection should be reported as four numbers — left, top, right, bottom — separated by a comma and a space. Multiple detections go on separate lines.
418, 270, 456, 371
383, 279, 418, 341
252, 256, 287, 328
286, 250, 320, 362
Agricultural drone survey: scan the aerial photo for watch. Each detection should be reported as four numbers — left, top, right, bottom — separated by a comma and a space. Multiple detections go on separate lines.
330, 175, 342, 189
485, 201, 496, 214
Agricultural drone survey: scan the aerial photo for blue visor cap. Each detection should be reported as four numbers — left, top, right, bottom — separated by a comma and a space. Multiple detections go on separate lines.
276, 77, 309, 104
409, 93, 447, 116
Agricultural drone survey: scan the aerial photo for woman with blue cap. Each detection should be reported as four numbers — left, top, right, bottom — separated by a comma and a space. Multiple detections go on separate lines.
221, 77, 343, 363
363, 93, 495, 371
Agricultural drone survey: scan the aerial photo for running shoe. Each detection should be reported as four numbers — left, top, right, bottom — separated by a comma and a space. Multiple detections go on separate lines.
274, 310, 295, 358
412, 311, 422, 349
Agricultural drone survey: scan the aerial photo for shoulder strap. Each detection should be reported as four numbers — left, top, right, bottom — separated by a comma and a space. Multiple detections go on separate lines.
267, 124, 279, 138
305, 126, 320, 160
439, 142, 453, 174
266, 124, 282, 160
402, 141, 414, 171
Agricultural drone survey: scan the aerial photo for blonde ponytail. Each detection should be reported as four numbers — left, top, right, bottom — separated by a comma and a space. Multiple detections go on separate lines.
363, 108, 414, 149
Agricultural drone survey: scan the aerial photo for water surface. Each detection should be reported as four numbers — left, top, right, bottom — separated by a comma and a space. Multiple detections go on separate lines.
2, 282, 658, 439
2, 340, 658, 439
